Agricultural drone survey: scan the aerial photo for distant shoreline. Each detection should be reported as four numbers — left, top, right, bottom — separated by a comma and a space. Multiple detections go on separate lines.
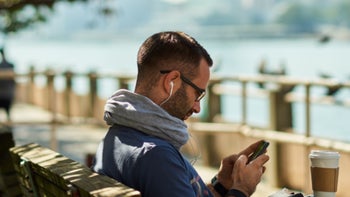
5, 24, 350, 42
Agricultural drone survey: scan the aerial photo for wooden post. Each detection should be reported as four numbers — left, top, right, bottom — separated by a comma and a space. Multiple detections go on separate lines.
64, 70, 73, 121
269, 86, 294, 188
305, 84, 311, 137
88, 71, 98, 118
303, 83, 313, 194
28, 66, 35, 104
241, 81, 247, 125
118, 77, 129, 90
202, 80, 222, 167
206, 80, 222, 122
45, 69, 57, 151
46, 69, 55, 111
269, 89, 293, 131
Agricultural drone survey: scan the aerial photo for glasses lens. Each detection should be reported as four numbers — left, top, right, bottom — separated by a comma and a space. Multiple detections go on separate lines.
196, 91, 206, 102
180, 75, 206, 102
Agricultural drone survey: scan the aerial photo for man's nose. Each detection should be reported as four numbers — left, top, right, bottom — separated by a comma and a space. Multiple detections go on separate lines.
192, 101, 201, 113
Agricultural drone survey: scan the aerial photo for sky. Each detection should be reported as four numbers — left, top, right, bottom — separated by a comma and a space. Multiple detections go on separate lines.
9, 0, 280, 40
3, 0, 350, 42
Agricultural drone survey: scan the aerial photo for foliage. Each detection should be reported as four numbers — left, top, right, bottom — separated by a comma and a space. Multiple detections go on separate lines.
276, 3, 321, 33
0, 0, 87, 34
276, 1, 350, 33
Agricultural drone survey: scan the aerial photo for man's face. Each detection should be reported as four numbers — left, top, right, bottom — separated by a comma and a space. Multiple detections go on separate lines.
163, 58, 210, 120
162, 84, 190, 120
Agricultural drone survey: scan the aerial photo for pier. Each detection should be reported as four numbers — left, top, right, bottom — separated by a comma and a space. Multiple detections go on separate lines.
1, 67, 350, 196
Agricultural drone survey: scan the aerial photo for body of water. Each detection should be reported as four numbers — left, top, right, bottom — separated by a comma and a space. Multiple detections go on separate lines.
4, 36, 350, 142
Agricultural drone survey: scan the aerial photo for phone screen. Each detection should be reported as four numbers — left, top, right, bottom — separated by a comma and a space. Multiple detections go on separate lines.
247, 141, 269, 163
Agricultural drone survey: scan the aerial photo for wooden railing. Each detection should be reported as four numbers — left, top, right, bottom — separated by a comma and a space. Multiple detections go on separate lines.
207, 74, 350, 136
9, 67, 134, 122
2, 67, 350, 196
3, 67, 350, 132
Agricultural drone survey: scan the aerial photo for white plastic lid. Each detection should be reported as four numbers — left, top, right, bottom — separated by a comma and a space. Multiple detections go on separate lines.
309, 150, 340, 159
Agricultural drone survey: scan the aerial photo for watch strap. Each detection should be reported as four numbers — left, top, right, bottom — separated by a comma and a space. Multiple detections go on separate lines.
211, 176, 228, 197
226, 189, 247, 197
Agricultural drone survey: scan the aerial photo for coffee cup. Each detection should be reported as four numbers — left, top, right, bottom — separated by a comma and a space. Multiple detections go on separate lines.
309, 150, 340, 197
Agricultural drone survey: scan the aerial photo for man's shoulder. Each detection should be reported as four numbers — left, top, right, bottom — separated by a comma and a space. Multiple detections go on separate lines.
109, 125, 176, 147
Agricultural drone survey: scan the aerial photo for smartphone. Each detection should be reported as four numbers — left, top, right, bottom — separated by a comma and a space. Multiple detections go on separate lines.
247, 140, 269, 163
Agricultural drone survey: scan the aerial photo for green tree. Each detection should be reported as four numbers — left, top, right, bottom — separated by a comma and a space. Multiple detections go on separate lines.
0, 0, 87, 34
336, 1, 350, 26
276, 3, 321, 33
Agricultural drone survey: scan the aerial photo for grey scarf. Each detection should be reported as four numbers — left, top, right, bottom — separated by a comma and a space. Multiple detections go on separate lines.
104, 89, 189, 149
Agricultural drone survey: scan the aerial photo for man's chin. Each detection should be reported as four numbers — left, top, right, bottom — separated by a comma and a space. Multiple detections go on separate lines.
173, 115, 186, 121
182, 113, 192, 121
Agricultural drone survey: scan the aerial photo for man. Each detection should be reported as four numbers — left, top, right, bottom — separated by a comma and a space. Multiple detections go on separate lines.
92, 31, 269, 197
0, 47, 15, 122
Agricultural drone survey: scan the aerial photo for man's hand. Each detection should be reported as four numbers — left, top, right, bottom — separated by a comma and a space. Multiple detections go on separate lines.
216, 140, 270, 195
231, 154, 269, 196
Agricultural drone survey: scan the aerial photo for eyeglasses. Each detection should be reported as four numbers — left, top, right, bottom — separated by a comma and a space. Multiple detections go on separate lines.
160, 70, 206, 102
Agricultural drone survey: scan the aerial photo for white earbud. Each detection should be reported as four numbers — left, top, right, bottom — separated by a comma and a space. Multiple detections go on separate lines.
160, 81, 174, 106
169, 81, 174, 95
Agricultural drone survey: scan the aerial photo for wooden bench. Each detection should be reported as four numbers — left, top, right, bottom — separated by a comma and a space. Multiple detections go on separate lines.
9, 143, 141, 197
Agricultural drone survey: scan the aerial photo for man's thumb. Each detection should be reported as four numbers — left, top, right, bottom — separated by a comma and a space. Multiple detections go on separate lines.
236, 154, 248, 167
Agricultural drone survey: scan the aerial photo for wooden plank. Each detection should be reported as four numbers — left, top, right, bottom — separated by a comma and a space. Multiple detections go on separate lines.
18, 184, 34, 197
71, 173, 141, 197
32, 173, 70, 196
9, 143, 141, 197
16, 174, 32, 191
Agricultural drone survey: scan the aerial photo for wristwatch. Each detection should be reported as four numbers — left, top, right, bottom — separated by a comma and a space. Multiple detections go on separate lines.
226, 189, 247, 197
211, 175, 228, 197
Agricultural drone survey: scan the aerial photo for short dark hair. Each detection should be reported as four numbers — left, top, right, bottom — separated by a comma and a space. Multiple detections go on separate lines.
136, 31, 212, 86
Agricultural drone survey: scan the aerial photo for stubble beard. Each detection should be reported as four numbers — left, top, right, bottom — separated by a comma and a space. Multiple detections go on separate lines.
162, 86, 192, 120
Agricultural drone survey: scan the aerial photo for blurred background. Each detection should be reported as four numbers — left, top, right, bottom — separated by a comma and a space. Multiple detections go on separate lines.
2, 1, 350, 195
1, 0, 350, 73
2, 0, 350, 140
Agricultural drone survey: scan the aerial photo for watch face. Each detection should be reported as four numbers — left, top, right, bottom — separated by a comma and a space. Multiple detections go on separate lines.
211, 176, 218, 184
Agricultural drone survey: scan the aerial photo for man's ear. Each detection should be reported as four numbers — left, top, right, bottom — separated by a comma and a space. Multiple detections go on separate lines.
162, 71, 181, 94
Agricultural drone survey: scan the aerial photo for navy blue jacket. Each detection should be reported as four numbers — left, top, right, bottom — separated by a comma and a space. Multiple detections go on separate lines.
93, 125, 213, 197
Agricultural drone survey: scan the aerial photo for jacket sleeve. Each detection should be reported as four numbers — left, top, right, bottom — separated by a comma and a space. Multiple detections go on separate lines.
132, 145, 198, 197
